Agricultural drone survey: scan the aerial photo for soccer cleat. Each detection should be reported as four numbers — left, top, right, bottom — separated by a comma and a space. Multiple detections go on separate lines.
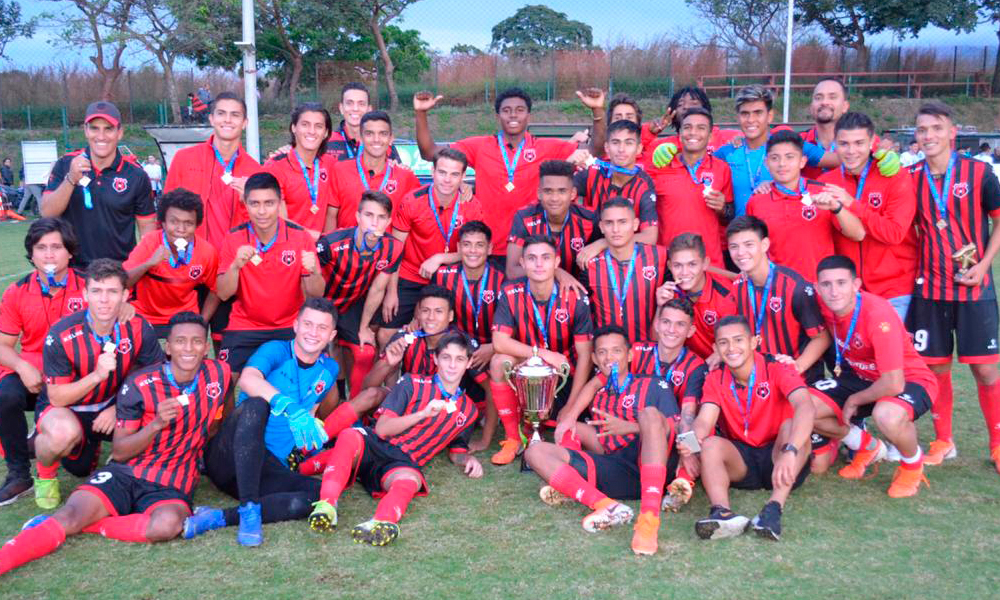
0, 475, 33, 507
662, 477, 693, 513
351, 519, 399, 546
20, 515, 49, 531
490, 438, 523, 466
582, 500, 634, 533
750, 501, 782, 541
887, 465, 929, 498
991, 446, 1000, 476
538, 485, 572, 506
33, 477, 59, 510
183, 506, 226, 540
286, 448, 306, 472
923, 439, 958, 466
630, 513, 660, 556
237, 501, 262, 547
308, 500, 338, 533
695, 505, 749, 540
838, 439, 887, 480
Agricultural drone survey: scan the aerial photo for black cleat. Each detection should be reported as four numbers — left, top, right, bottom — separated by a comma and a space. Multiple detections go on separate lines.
750, 501, 782, 541
695, 505, 749, 540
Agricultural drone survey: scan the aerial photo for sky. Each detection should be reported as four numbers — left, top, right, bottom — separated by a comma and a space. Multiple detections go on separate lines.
4, 0, 998, 69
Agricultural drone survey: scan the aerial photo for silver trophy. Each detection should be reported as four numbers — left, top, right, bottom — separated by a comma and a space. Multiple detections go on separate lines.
503, 355, 570, 445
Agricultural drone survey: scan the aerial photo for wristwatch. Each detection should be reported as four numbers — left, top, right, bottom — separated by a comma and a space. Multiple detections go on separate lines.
831, 202, 843, 215
780, 443, 799, 456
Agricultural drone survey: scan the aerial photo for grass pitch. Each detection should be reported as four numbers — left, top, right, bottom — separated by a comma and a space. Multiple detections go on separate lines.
0, 218, 998, 600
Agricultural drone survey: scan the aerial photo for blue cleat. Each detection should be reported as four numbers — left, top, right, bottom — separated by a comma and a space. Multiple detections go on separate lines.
182, 506, 226, 540
237, 501, 262, 547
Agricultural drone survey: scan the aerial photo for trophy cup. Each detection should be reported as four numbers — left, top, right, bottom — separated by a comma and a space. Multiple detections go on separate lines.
504, 355, 570, 471
952, 243, 978, 278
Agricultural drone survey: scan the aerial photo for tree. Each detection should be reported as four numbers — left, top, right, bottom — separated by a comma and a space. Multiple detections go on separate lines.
339, 25, 431, 83
686, 0, 785, 58
342, 0, 423, 111
795, 0, 977, 69
42, 0, 134, 102
0, 0, 36, 58
450, 43, 483, 56
972, 2, 1000, 94
490, 4, 592, 59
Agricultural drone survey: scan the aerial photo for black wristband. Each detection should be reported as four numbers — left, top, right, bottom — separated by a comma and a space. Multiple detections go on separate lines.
781, 443, 799, 456
831, 202, 843, 215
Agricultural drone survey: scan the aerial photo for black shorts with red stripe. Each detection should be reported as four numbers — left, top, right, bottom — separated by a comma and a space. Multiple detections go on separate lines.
812, 372, 933, 421
375, 278, 424, 329
731, 439, 811, 491
34, 404, 113, 477
567, 438, 641, 500
905, 297, 1000, 364
351, 427, 428, 498
77, 462, 190, 516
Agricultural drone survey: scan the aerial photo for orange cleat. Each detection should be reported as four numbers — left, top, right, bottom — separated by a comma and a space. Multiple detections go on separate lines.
924, 439, 957, 466
838, 439, 887, 480
887, 465, 929, 498
631, 513, 660, 556
991, 446, 1000, 476
3, 210, 25, 221
490, 438, 523, 466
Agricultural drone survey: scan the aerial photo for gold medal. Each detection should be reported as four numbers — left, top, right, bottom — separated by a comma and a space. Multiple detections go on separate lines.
505, 181, 515, 192
220, 172, 234, 185
102, 341, 117, 354
310, 204, 319, 214
936, 218, 948, 230
177, 394, 190, 407
249, 253, 262, 266
78, 175, 91, 187
801, 192, 813, 207
833, 365, 842, 377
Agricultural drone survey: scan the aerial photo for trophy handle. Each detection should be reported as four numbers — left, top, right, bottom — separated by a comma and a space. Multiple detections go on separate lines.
555, 362, 571, 394
502, 359, 516, 391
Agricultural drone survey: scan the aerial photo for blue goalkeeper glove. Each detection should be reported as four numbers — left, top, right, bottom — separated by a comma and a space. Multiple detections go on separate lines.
287, 407, 328, 452
270, 394, 295, 417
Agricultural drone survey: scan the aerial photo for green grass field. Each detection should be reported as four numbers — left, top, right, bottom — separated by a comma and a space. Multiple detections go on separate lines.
0, 218, 999, 599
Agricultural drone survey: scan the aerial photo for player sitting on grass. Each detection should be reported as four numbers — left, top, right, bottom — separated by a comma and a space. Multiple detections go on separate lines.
0, 313, 230, 575
307, 331, 483, 546
526, 325, 679, 556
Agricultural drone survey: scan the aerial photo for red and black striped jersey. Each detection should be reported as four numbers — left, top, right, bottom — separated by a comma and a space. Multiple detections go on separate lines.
316, 227, 403, 311
629, 343, 707, 405
701, 352, 806, 448
492, 278, 593, 368
386, 327, 489, 385
685, 271, 739, 359
590, 373, 679, 453
733, 264, 825, 358
745, 180, 834, 280
573, 166, 658, 229
0, 269, 86, 380
431, 264, 506, 344
507, 203, 599, 275
325, 122, 401, 162
115, 359, 231, 494
379, 374, 479, 465
909, 155, 1000, 301
40, 311, 165, 411
585, 243, 668, 343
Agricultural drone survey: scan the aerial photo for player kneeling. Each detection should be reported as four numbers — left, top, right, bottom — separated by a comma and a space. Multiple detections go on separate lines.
0, 313, 230, 575
525, 325, 679, 556
308, 331, 483, 546
689, 315, 814, 541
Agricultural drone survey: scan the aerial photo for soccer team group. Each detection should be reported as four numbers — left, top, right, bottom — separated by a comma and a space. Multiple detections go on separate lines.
0, 76, 998, 572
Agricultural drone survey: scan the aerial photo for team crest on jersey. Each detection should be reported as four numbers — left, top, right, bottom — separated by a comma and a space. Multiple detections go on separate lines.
671, 370, 685, 387
755, 381, 771, 399
554, 308, 569, 323
219, 348, 230, 362
642, 265, 657, 281
376, 259, 389, 270
523, 148, 537, 163
385, 180, 397, 194
319, 169, 328, 182
867, 192, 882, 208
852, 334, 864, 349
570, 237, 584, 251
483, 289, 495, 304
112, 177, 128, 193
455, 411, 468, 427
68, 297, 84, 312
702, 173, 715, 187
281, 250, 296, 266
314, 379, 327, 396
801, 204, 817, 220
953, 182, 969, 199
768, 296, 783, 313
206, 382, 222, 399
117, 337, 133, 354
188, 265, 203, 279
703, 310, 718, 325
620, 394, 636, 409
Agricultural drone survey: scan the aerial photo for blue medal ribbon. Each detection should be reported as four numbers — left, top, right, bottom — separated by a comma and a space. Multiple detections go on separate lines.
681, 156, 706, 186
86, 311, 121, 349
654, 345, 687, 384
529, 283, 558, 349
356, 152, 392, 192
293, 150, 321, 213
773, 179, 807, 198
593, 159, 639, 177
80, 151, 94, 210
605, 246, 637, 317
353, 227, 382, 254
833, 293, 863, 376
606, 363, 633, 395
212, 144, 238, 177
162, 232, 192, 267
254, 223, 280, 255
163, 363, 201, 396
841, 159, 872, 204
746, 263, 775, 335
729, 365, 756, 436
742, 144, 767, 189
432, 374, 463, 410
497, 133, 525, 188
37, 271, 67, 295
924, 153, 956, 223
428, 187, 461, 250
341, 127, 357, 159
460, 264, 490, 323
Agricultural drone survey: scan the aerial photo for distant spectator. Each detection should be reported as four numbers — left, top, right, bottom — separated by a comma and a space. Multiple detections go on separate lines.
974, 142, 993, 163
142, 155, 162, 194
0, 158, 14, 186
197, 85, 212, 106
900, 140, 924, 167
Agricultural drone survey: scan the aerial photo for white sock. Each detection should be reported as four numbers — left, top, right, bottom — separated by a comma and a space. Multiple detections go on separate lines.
842, 425, 864, 451
901, 446, 923, 466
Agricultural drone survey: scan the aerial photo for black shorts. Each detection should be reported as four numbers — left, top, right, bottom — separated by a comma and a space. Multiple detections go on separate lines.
35, 404, 114, 477
335, 299, 365, 346
811, 372, 933, 421
906, 296, 999, 364
731, 439, 810, 491
152, 323, 172, 340
77, 462, 190, 516
0, 372, 37, 414
198, 285, 233, 341
567, 439, 642, 500
352, 427, 427, 497
219, 328, 295, 373
375, 278, 425, 329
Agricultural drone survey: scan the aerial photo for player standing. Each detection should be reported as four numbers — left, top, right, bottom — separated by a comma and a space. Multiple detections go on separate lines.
325, 82, 401, 162
800, 79, 852, 179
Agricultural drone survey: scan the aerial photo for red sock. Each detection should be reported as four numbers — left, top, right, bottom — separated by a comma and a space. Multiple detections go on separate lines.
319, 429, 363, 503
299, 447, 337, 476
549, 464, 607, 509
0, 517, 66, 574
932, 370, 954, 442
81, 514, 151, 543
639, 464, 667, 516
373, 478, 419, 523
36, 461, 58, 480
558, 428, 582, 451
323, 403, 359, 439
346, 343, 376, 398
489, 380, 521, 441
860, 430, 874, 452
675, 465, 694, 483
977, 380, 1000, 449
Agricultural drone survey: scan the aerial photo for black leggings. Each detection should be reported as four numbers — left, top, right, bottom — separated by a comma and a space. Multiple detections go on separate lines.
0, 374, 36, 479
204, 397, 320, 525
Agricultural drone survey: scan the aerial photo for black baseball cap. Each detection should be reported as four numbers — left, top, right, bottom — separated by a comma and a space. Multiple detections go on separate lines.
84, 101, 122, 127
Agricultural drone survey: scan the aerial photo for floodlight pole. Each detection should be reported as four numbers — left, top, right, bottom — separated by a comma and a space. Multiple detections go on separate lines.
236, 0, 260, 162
782, 0, 794, 123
